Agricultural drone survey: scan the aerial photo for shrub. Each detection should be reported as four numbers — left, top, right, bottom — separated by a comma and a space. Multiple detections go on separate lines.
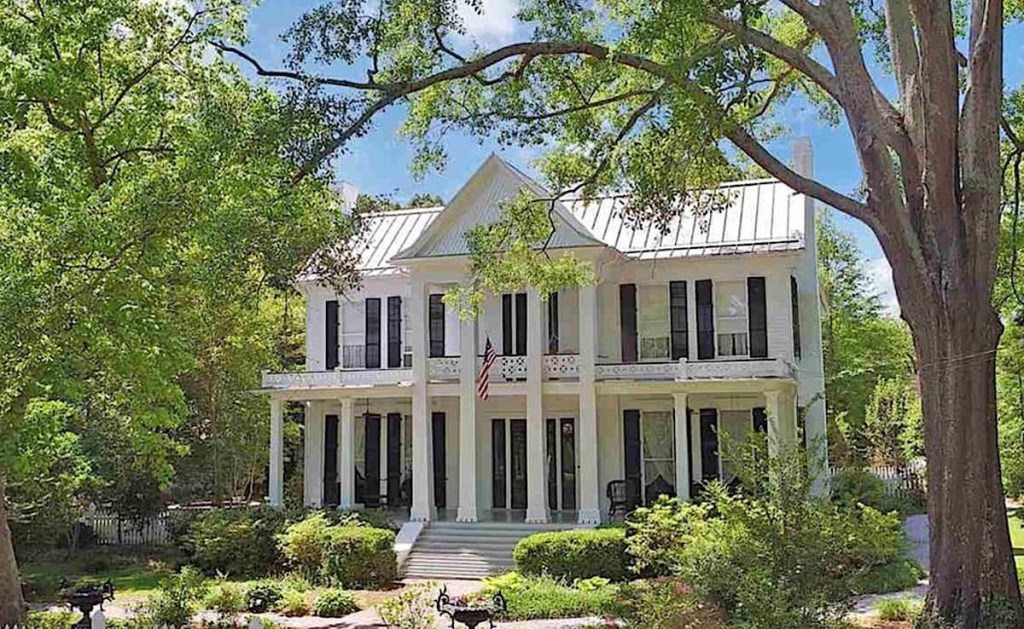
274, 590, 311, 616
321, 526, 397, 588
244, 581, 284, 613
513, 528, 629, 582
831, 468, 916, 515
377, 583, 437, 629
313, 589, 359, 617
278, 512, 333, 580
479, 572, 619, 621
135, 566, 209, 627
875, 597, 922, 622
204, 581, 246, 620
24, 611, 78, 629
671, 441, 923, 629
615, 578, 729, 629
624, 497, 709, 577
173, 506, 295, 577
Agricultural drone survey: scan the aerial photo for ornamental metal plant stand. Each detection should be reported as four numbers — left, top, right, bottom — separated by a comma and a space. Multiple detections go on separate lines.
58, 578, 115, 629
435, 585, 507, 629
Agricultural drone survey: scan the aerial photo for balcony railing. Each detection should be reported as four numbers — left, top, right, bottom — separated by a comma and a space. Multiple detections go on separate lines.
262, 355, 794, 390
595, 357, 794, 381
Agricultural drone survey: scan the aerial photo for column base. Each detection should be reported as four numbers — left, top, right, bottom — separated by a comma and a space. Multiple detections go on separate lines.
410, 505, 436, 522
337, 501, 355, 512
524, 508, 549, 524
577, 508, 602, 525
456, 506, 478, 523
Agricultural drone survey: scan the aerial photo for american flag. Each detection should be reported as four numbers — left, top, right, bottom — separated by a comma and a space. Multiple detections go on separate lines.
477, 337, 497, 400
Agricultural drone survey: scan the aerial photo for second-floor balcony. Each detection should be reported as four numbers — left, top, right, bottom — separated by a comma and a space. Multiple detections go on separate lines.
261, 354, 794, 391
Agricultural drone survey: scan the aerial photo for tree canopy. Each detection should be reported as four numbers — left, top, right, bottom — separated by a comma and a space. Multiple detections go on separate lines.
221, 1, 1024, 624
0, 0, 359, 619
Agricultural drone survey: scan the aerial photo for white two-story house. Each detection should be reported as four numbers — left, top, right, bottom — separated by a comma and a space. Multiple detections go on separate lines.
262, 144, 827, 539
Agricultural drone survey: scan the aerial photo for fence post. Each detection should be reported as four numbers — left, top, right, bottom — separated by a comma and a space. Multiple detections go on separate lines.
249, 617, 263, 629
91, 610, 106, 629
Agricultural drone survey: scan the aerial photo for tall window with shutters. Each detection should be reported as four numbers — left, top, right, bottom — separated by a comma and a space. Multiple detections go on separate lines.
638, 284, 671, 360
340, 300, 366, 369
715, 281, 749, 356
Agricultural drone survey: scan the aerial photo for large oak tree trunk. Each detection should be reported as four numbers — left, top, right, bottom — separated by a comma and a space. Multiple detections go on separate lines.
909, 291, 1022, 626
0, 474, 26, 624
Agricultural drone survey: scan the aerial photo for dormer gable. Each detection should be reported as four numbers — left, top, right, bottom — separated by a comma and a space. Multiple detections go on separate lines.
393, 154, 605, 261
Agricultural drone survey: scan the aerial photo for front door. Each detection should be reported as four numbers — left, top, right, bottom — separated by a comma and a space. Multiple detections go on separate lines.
546, 418, 577, 511
491, 418, 528, 509
324, 415, 339, 506
432, 412, 446, 509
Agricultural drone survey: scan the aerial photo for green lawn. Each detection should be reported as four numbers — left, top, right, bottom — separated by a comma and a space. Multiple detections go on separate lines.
21, 547, 178, 606
1009, 513, 1024, 575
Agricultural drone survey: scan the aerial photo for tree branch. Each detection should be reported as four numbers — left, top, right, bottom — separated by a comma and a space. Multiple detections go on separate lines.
726, 124, 875, 227
704, 13, 842, 104
212, 42, 380, 90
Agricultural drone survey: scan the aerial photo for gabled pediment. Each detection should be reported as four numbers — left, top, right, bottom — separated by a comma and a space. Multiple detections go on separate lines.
393, 154, 605, 261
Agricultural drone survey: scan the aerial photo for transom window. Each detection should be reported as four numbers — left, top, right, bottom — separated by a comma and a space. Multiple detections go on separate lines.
715, 281, 749, 357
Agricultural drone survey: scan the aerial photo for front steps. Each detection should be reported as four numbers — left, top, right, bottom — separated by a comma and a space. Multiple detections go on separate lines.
402, 520, 571, 580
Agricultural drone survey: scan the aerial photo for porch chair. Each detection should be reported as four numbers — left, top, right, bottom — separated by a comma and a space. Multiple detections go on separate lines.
606, 480, 630, 520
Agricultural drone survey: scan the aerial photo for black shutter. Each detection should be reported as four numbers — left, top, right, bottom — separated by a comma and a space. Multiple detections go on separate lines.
752, 407, 768, 433
432, 413, 447, 508
623, 409, 642, 509
748, 277, 768, 358
546, 419, 558, 510
670, 281, 688, 359
685, 408, 694, 497
547, 292, 560, 354
364, 414, 381, 507
619, 284, 638, 363
365, 298, 381, 369
515, 293, 527, 356
492, 419, 506, 508
324, 415, 339, 506
326, 300, 339, 370
387, 296, 402, 368
696, 280, 715, 359
502, 294, 513, 355
429, 294, 445, 358
699, 409, 719, 482
791, 276, 802, 360
386, 413, 402, 504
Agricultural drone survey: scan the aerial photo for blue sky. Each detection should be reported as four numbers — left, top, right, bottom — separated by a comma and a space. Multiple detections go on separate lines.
243, 1, 1024, 315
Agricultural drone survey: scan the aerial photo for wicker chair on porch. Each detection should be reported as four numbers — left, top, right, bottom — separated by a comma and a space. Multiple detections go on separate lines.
606, 480, 630, 520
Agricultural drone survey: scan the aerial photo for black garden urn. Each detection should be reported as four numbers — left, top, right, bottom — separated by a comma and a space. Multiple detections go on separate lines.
58, 578, 115, 629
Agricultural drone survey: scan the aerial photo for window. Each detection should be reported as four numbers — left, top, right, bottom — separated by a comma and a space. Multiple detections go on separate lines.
340, 300, 366, 368
716, 281, 749, 356
638, 284, 670, 360
641, 411, 676, 502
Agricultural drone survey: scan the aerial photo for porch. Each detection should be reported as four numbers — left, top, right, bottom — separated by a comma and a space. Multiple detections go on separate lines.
267, 382, 819, 525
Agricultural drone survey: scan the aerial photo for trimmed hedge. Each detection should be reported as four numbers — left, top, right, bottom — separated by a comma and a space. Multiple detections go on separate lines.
513, 528, 629, 582
322, 526, 397, 589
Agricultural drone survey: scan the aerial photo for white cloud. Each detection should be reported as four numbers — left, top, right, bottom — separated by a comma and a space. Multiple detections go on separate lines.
866, 256, 900, 317
457, 0, 521, 45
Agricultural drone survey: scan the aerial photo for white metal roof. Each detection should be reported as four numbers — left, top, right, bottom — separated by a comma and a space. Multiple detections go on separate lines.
566, 179, 806, 260
329, 163, 806, 279
351, 206, 443, 277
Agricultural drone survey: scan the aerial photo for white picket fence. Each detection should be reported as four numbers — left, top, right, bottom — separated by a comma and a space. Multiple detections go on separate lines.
85, 509, 171, 546
830, 462, 927, 500
3, 611, 269, 629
